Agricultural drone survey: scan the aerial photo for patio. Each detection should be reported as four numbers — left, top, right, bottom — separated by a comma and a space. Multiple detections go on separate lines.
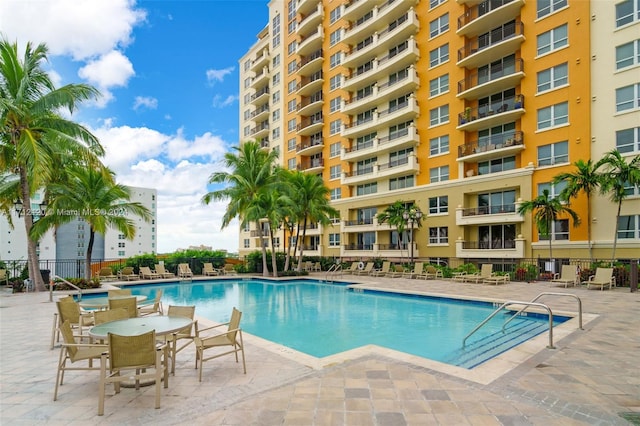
1, 275, 638, 425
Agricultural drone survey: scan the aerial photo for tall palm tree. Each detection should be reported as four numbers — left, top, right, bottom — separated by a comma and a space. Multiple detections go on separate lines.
287, 171, 338, 272
202, 141, 279, 277
553, 159, 602, 260
0, 38, 103, 290
377, 201, 422, 262
596, 150, 640, 261
517, 189, 580, 261
31, 166, 151, 279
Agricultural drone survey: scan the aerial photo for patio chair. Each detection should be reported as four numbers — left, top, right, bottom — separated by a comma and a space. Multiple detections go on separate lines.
178, 263, 194, 278
482, 274, 510, 285
417, 265, 443, 280
550, 265, 579, 288
223, 264, 238, 276
51, 296, 94, 349
585, 267, 615, 290
386, 264, 405, 278
342, 262, 360, 274
313, 262, 322, 272
107, 288, 132, 298
96, 267, 117, 281
138, 290, 164, 316
165, 305, 198, 374
54, 320, 107, 401
403, 262, 424, 279
371, 261, 391, 277
93, 308, 129, 325
139, 266, 160, 280
154, 264, 175, 278
194, 307, 246, 382
353, 262, 374, 276
117, 267, 138, 281
98, 330, 168, 416
463, 264, 493, 283
108, 297, 138, 318
0, 268, 7, 285
202, 262, 219, 276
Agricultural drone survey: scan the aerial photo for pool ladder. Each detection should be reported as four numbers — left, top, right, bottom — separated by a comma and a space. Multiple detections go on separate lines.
325, 264, 343, 283
463, 292, 583, 349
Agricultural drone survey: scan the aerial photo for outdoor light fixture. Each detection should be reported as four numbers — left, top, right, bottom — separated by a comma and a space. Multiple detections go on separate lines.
403, 207, 423, 263
14, 198, 48, 221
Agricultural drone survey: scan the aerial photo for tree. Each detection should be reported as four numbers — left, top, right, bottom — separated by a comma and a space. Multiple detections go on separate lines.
202, 141, 279, 277
596, 150, 640, 261
376, 201, 423, 262
0, 38, 103, 290
553, 159, 602, 260
31, 166, 152, 279
517, 189, 580, 261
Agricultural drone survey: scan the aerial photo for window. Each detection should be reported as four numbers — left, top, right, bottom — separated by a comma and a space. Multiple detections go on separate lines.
330, 165, 341, 180
389, 175, 414, 190
429, 135, 449, 156
330, 187, 341, 200
244, 109, 250, 120
272, 127, 280, 139
272, 54, 280, 67
537, 0, 567, 18
244, 77, 251, 88
288, 99, 296, 113
616, 0, 640, 27
243, 239, 250, 248
288, 60, 297, 74
618, 215, 640, 239
389, 148, 412, 167
287, 80, 297, 94
329, 233, 341, 247
478, 156, 515, 175
538, 141, 568, 166
616, 127, 640, 153
538, 181, 568, 199
429, 13, 449, 38
330, 52, 342, 68
244, 93, 250, 105
429, 227, 448, 244
288, 40, 297, 55
537, 24, 568, 56
429, 74, 449, 97
287, 118, 297, 132
244, 125, 250, 136
272, 109, 280, 121
330, 142, 341, 157
330, 119, 342, 135
537, 62, 568, 93
539, 219, 569, 241
330, 6, 341, 24
330, 74, 342, 90
616, 40, 640, 70
330, 29, 342, 46
537, 101, 568, 129
272, 90, 280, 103
356, 182, 377, 196
429, 44, 449, 67
429, 166, 449, 183
287, 158, 296, 170
430, 0, 445, 9
287, 138, 296, 151
244, 60, 251, 71
330, 96, 342, 113
429, 105, 449, 126
288, 20, 297, 34
429, 196, 448, 214
616, 83, 640, 112
478, 190, 516, 214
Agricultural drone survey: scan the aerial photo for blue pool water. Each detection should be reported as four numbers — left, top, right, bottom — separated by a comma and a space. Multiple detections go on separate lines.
85, 279, 569, 368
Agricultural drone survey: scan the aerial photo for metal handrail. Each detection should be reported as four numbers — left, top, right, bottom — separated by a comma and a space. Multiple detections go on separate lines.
463, 301, 555, 349
50, 274, 82, 302
503, 292, 583, 331
325, 264, 342, 282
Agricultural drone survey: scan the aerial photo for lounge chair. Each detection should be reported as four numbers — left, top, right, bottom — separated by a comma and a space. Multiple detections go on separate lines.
386, 264, 405, 278
178, 263, 193, 278
139, 266, 161, 280
451, 271, 467, 282
584, 267, 615, 290
342, 262, 359, 274
194, 307, 246, 382
550, 265, 579, 288
417, 265, 443, 280
463, 264, 494, 283
95, 267, 117, 281
223, 264, 238, 276
371, 261, 391, 277
0, 268, 8, 285
154, 264, 175, 278
482, 274, 510, 285
202, 263, 220, 276
312, 262, 322, 272
403, 262, 424, 279
117, 267, 138, 281
353, 262, 374, 276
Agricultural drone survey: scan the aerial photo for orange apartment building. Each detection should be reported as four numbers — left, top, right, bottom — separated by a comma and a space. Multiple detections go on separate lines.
238, 0, 640, 264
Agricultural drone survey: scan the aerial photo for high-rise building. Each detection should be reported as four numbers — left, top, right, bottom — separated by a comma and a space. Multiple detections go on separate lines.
238, 0, 640, 262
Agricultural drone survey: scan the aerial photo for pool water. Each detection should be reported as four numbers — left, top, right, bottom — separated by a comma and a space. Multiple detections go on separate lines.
94, 279, 569, 368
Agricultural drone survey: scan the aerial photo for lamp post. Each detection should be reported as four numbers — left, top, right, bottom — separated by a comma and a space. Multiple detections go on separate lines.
14, 198, 48, 222
402, 207, 423, 264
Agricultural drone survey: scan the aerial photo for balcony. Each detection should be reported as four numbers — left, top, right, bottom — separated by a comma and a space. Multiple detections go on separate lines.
296, 0, 319, 17
258, 137, 270, 150
298, 2, 323, 35
297, 93, 323, 116
457, 0, 524, 37
341, 217, 378, 233
455, 202, 524, 226
250, 229, 269, 238
342, 0, 382, 21
457, 21, 525, 69
342, 95, 418, 139
250, 121, 269, 139
342, 123, 419, 162
457, 131, 524, 161
251, 67, 269, 88
296, 114, 323, 136
250, 103, 269, 122
341, 154, 418, 185
457, 95, 524, 131
250, 49, 269, 72
296, 158, 324, 174
296, 71, 323, 96
343, 66, 419, 115
297, 49, 323, 76
297, 25, 323, 56
249, 86, 269, 106
456, 236, 525, 258
296, 138, 324, 156
457, 58, 524, 100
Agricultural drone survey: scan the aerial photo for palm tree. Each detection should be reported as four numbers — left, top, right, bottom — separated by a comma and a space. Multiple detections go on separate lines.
376, 201, 421, 262
0, 38, 103, 290
552, 159, 603, 260
202, 141, 279, 277
596, 150, 640, 261
286, 171, 338, 272
31, 166, 152, 279
517, 189, 580, 261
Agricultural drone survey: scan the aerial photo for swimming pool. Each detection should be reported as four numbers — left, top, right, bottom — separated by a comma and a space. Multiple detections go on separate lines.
96, 278, 569, 368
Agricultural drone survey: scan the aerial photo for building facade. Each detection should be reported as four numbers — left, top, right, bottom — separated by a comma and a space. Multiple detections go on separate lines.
238, 0, 640, 262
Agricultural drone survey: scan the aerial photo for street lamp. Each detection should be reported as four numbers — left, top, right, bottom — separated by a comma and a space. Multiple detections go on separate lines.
14, 198, 48, 222
402, 207, 423, 264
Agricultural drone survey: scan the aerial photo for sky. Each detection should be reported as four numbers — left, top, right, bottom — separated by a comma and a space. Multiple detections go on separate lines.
0, 0, 271, 253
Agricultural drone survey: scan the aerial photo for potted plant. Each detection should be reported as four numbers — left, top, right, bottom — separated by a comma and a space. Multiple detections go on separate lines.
461, 107, 471, 124
514, 95, 523, 109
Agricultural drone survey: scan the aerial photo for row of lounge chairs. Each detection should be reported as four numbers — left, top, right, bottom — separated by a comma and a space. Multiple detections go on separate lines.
95, 263, 238, 281
452, 264, 510, 285
344, 261, 444, 280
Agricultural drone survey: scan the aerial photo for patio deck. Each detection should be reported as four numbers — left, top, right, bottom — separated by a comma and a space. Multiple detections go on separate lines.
1, 275, 638, 425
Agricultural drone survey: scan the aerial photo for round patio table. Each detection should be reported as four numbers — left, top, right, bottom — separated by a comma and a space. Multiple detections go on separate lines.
78, 295, 147, 309
88, 316, 192, 339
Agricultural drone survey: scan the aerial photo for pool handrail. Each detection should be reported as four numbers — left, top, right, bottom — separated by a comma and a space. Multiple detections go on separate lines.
502, 292, 583, 331
325, 263, 342, 282
49, 274, 82, 302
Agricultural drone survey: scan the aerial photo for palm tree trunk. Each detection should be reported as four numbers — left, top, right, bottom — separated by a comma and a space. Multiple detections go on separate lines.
20, 169, 45, 292
297, 219, 308, 272
547, 219, 553, 270
85, 228, 96, 280
612, 201, 622, 262
256, 220, 269, 277
269, 227, 278, 278
586, 194, 592, 261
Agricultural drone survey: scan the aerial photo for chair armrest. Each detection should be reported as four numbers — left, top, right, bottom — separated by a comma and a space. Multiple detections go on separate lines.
197, 321, 230, 333
552, 273, 560, 279
62, 342, 108, 349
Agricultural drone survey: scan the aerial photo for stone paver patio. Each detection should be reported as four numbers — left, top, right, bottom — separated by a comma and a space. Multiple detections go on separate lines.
1, 275, 638, 425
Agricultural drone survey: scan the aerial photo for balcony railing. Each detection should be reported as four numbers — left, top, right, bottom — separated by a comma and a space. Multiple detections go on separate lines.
250, 122, 269, 135
458, 131, 524, 157
344, 166, 374, 178
462, 240, 516, 249
458, 95, 524, 125
344, 218, 374, 226
296, 71, 323, 91
250, 87, 269, 101
378, 244, 402, 250
296, 139, 323, 152
297, 49, 323, 70
296, 158, 324, 171
457, 21, 523, 62
250, 104, 269, 119
457, 0, 516, 30
296, 114, 323, 131
461, 203, 516, 217
458, 58, 524, 94
344, 244, 374, 251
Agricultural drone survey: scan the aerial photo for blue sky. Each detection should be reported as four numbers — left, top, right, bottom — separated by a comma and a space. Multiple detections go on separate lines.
0, 0, 270, 253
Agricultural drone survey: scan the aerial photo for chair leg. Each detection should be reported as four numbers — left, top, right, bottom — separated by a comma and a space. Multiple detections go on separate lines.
50, 313, 59, 350
98, 355, 107, 416
53, 350, 66, 401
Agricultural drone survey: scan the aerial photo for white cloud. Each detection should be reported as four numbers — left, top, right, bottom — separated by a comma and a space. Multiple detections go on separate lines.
212, 94, 238, 108
133, 96, 158, 111
206, 67, 234, 85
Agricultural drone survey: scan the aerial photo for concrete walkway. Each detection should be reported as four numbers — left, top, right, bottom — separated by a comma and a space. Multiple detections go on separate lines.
1, 276, 638, 425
